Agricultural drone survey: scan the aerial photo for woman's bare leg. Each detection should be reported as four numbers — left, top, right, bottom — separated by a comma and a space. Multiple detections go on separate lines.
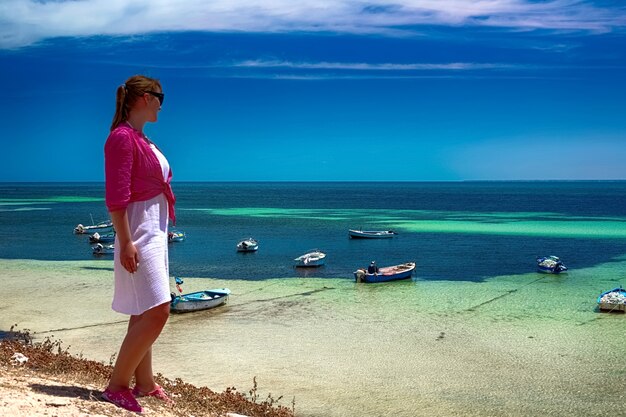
106, 302, 170, 392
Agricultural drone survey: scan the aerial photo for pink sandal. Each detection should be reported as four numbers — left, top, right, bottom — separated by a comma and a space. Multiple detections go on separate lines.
132, 384, 173, 404
102, 388, 143, 413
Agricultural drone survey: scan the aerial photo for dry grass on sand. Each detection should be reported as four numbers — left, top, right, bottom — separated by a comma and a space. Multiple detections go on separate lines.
0, 328, 295, 417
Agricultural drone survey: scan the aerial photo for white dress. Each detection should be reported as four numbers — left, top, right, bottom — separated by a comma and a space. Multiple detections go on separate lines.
111, 145, 171, 315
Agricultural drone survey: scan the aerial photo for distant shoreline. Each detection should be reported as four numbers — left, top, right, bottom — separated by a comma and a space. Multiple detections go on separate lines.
2, 179, 625, 185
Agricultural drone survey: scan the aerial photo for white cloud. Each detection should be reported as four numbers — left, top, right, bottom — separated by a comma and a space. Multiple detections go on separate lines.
234, 59, 519, 71
1, 0, 625, 49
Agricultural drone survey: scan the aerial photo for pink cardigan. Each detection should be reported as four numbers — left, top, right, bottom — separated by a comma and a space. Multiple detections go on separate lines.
105, 123, 176, 225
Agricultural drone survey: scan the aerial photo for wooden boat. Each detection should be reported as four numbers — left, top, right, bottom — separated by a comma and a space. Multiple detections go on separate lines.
89, 232, 116, 244
170, 278, 231, 313
294, 250, 326, 267
354, 262, 415, 283
348, 229, 397, 239
74, 221, 113, 234
237, 238, 258, 252
536, 255, 568, 274
168, 230, 186, 243
597, 287, 626, 312
92, 243, 114, 255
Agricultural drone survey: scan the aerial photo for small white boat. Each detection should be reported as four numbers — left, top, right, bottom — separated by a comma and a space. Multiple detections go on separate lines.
74, 221, 113, 234
168, 230, 186, 243
92, 243, 114, 255
348, 229, 397, 239
294, 250, 326, 267
170, 277, 230, 313
89, 231, 116, 244
536, 255, 568, 274
237, 238, 258, 252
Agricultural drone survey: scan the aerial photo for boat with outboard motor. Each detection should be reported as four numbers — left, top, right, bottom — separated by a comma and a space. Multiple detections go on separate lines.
354, 262, 415, 283
170, 277, 231, 313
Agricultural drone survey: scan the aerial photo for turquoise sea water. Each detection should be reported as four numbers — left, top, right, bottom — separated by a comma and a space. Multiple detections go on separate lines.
1, 182, 625, 416
2, 181, 626, 282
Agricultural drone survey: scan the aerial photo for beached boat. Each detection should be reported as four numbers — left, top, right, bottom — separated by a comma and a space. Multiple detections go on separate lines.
92, 243, 114, 256
354, 262, 415, 283
168, 230, 186, 243
89, 232, 116, 244
170, 277, 231, 313
236, 238, 258, 252
348, 229, 397, 239
294, 250, 326, 267
74, 221, 113, 234
536, 256, 568, 274
597, 287, 626, 312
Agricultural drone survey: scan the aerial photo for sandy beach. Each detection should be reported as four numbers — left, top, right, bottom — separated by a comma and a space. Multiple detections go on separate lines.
1, 258, 625, 416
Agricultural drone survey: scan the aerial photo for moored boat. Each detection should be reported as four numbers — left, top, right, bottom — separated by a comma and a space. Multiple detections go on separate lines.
597, 287, 626, 312
170, 277, 230, 313
168, 230, 186, 243
294, 250, 326, 267
536, 255, 568, 274
237, 237, 258, 252
89, 232, 116, 244
74, 221, 113, 234
354, 262, 415, 283
348, 229, 397, 239
92, 243, 114, 255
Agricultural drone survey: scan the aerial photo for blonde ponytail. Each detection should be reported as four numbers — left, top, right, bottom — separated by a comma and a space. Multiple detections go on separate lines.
109, 75, 161, 131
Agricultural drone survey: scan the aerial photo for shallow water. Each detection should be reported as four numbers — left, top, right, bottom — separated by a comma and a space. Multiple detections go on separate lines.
1, 258, 624, 417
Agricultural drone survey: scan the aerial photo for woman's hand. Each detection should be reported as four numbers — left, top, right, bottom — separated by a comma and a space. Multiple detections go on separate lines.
109, 210, 138, 274
119, 240, 139, 273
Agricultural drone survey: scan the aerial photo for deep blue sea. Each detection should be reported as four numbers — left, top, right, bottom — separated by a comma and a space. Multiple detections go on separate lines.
2, 181, 626, 282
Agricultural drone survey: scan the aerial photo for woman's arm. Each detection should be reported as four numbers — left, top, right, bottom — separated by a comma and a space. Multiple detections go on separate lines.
110, 209, 138, 273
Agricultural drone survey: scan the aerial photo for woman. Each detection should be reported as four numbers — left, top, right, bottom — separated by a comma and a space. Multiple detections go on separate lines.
102, 75, 176, 412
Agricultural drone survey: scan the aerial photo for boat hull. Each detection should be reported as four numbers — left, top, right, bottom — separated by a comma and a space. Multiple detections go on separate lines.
536, 256, 567, 274
597, 287, 626, 312
354, 262, 415, 283
168, 231, 186, 243
92, 244, 114, 255
237, 239, 258, 252
74, 223, 113, 234
294, 251, 326, 267
171, 289, 231, 313
89, 233, 116, 243
348, 229, 396, 239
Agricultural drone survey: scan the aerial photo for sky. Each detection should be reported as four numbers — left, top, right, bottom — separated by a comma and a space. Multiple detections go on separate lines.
1, 0, 625, 182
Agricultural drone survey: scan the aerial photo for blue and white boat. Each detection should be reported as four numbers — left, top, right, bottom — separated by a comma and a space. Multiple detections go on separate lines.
348, 229, 397, 239
237, 237, 258, 252
354, 262, 415, 283
92, 243, 114, 256
89, 232, 116, 244
170, 277, 231, 313
294, 250, 326, 267
168, 230, 186, 243
597, 287, 626, 312
536, 256, 568, 274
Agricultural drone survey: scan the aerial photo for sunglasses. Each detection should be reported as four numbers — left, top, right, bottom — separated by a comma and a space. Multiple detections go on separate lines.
146, 91, 164, 105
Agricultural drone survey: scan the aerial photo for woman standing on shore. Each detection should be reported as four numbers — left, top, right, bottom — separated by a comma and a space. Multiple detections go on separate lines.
102, 75, 176, 413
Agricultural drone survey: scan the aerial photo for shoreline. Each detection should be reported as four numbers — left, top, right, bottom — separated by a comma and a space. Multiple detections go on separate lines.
0, 336, 293, 417
1, 258, 625, 416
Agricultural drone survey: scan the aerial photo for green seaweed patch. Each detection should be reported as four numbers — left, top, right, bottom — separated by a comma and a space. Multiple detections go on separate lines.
180, 207, 626, 239
394, 219, 626, 239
